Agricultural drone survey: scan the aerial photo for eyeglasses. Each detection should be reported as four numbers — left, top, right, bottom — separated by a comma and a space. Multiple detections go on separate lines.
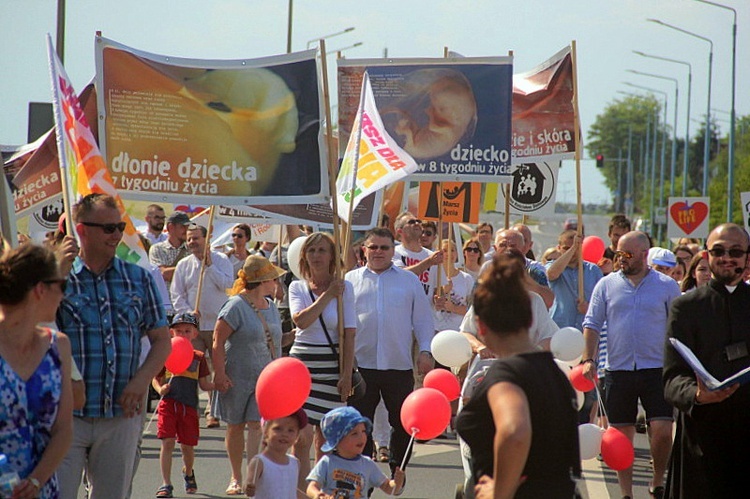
231, 233, 246, 238
81, 221, 126, 234
406, 219, 422, 225
42, 278, 67, 293
464, 247, 481, 253
422, 231, 434, 237
365, 244, 392, 251
614, 250, 635, 260
707, 247, 748, 258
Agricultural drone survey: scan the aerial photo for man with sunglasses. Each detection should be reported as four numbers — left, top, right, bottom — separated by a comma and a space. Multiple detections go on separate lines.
392, 212, 443, 298
662, 223, 750, 498
56, 193, 171, 499
345, 227, 435, 490
140, 204, 168, 245
581, 231, 680, 499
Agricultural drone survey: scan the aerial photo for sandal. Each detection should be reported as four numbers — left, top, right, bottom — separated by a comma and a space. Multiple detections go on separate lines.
377, 446, 390, 463
183, 467, 197, 494
156, 484, 173, 498
226, 479, 242, 495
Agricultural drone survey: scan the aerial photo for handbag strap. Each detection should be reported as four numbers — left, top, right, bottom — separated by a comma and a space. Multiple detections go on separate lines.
240, 293, 277, 359
308, 286, 340, 360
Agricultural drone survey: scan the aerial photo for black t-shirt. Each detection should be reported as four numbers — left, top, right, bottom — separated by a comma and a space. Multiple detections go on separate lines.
603, 246, 616, 261
456, 351, 580, 498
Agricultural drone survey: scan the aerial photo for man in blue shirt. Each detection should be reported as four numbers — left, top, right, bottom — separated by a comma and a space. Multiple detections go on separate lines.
56, 193, 171, 499
581, 231, 680, 499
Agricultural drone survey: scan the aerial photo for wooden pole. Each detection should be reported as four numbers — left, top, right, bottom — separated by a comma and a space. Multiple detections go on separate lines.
319, 39, 346, 372
571, 40, 584, 299
193, 205, 216, 313
504, 184, 511, 229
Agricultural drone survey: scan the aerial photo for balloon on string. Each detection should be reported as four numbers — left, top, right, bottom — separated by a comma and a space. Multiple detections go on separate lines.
400, 387, 451, 440
431, 330, 472, 368
601, 427, 635, 470
565, 355, 583, 367
554, 358, 572, 377
578, 424, 604, 460
256, 357, 312, 420
165, 336, 194, 374
550, 327, 585, 362
569, 364, 596, 392
286, 235, 309, 280
423, 369, 461, 401
582, 236, 606, 264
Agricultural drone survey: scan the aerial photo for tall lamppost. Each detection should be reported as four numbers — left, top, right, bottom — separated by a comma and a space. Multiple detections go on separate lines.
694, 0, 737, 221
627, 70, 679, 198
647, 19, 713, 196
633, 50, 692, 196
306, 27, 355, 49
326, 42, 363, 56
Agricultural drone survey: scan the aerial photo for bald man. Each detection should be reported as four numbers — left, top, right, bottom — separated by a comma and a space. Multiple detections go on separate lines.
663, 223, 750, 498
582, 231, 680, 499
490, 229, 554, 308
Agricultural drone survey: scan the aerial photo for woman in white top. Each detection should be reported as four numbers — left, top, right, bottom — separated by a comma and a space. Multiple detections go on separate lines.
225, 224, 251, 278
461, 237, 484, 280
288, 232, 356, 489
434, 239, 475, 332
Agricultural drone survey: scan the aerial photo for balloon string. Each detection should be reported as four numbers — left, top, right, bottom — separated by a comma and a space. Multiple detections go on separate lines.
143, 376, 173, 435
594, 380, 609, 429
389, 430, 417, 498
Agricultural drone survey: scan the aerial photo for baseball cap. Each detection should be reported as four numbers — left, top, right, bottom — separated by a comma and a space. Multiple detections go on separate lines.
167, 211, 191, 225
320, 407, 372, 453
170, 312, 199, 328
648, 247, 677, 268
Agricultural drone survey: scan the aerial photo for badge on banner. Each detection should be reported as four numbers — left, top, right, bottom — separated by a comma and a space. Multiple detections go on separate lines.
418, 182, 481, 223
667, 197, 710, 239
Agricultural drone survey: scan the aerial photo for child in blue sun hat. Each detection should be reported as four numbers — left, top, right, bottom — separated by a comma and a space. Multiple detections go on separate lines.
306, 407, 404, 498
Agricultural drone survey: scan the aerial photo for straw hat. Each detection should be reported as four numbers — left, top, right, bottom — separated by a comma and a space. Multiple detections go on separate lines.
242, 255, 287, 283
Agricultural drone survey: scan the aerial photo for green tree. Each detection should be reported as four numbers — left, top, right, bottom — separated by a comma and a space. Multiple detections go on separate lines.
708, 115, 750, 226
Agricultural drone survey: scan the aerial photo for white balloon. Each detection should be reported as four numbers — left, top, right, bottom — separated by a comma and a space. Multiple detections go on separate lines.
286, 235, 308, 280
554, 359, 572, 377
550, 327, 585, 362
431, 330, 472, 368
578, 423, 604, 460
576, 389, 585, 410
565, 355, 583, 367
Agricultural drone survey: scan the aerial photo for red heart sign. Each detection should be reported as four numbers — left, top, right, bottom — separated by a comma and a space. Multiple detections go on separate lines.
670, 201, 708, 235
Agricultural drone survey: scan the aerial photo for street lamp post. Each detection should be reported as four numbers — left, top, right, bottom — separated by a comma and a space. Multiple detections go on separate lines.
647, 20, 713, 196
633, 50, 692, 196
627, 70, 679, 198
326, 42, 363, 56
694, 0, 737, 221
306, 27, 355, 49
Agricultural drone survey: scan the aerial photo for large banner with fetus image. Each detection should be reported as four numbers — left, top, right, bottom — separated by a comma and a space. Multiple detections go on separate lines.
338, 57, 513, 183
95, 37, 326, 205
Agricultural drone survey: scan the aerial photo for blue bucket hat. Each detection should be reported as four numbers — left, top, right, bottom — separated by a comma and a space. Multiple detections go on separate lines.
320, 407, 373, 453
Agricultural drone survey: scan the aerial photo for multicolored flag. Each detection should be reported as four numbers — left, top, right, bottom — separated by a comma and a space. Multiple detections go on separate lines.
46, 35, 149, 267
334, 73, 419, 222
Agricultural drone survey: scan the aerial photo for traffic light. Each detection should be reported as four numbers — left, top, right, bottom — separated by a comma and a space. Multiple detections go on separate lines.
596, 154, 604, 168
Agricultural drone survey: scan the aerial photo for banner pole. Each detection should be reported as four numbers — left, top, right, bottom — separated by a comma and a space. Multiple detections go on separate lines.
320, 39, 347, 371
504, 184, 511, 229
571, 40, 584, 300
193, 205, 216, 314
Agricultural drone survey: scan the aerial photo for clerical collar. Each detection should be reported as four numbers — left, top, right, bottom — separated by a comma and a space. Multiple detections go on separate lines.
725, 284, 738, 293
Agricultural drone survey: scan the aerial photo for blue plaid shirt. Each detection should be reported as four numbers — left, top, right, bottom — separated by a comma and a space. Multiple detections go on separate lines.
57, 256, 167, 418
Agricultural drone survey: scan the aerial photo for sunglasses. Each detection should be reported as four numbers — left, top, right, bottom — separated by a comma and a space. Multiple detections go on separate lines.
464, 247, 481, 253
42, 278, 68, 293
231, 233, 246, 238
707, 247, 748, 258
365, 244, 392, 251
422, 231, 435, 237
614, 250, 635, 260
81, 221, 127, 234
406, 219, 423, 225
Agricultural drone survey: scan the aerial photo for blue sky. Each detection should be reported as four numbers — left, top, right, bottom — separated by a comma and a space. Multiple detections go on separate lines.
2, 0, 747, 204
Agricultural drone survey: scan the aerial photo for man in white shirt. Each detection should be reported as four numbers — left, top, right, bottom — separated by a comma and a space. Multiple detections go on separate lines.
140, 204, 167, 245
346, 227, 435, 478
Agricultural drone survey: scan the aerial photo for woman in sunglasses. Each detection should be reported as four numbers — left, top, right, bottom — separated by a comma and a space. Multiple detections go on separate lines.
461, 237, 484, 280
225, 224, 252, 278
0, 244, 74, 499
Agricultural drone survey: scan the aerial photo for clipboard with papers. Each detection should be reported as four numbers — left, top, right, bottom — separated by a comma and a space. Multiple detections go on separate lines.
669, 338, 750, 391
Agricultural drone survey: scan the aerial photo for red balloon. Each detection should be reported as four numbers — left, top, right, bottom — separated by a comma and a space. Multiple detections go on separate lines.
165, 336, 194, 374
256, 357, 312, 420
600, 427, 635, 470
569, 364, 596, 392
582, 236, 606, 264
400, 388, 451, 440
423, 369, 461, 401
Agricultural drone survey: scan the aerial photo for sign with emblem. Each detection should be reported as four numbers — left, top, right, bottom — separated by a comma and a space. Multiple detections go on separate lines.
493, 161, 558, 218
418, 181, 481, 223
667, 197, 710, 239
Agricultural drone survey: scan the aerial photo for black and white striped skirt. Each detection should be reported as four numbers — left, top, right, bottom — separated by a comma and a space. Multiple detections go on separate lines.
289, 342, 344, 425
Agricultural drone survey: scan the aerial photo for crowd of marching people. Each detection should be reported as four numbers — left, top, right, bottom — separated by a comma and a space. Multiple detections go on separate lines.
2, 197, 750, 499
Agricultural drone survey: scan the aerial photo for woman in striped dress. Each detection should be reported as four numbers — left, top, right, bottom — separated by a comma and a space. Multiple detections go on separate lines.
288, 232, 356, 487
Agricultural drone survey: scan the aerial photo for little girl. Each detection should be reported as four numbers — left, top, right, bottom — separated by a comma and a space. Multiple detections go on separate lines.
245, 409, 308, 499
306, 407, 404, 498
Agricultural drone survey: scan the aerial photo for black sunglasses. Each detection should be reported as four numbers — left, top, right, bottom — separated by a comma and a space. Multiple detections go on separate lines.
365, 244, 392, 251
707, 247, 748, 258
231, 233, 246, 238
464, 247, 481, 253
406, 219, 423, 225
42, 279, 68, 293
81, 221, 127, 234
